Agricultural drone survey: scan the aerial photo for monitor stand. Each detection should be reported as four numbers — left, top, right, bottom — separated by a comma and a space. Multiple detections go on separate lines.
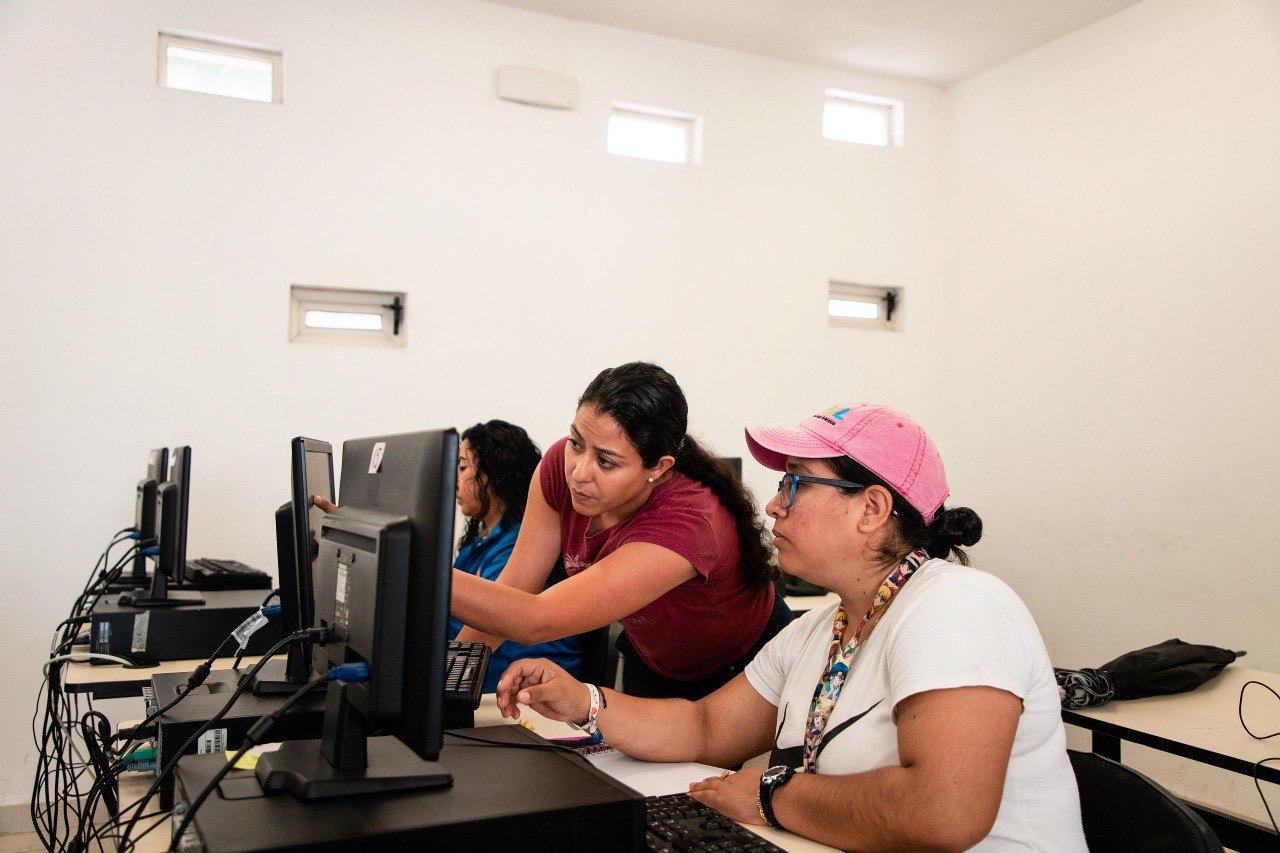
117, 570, 203, 608
255, 682, 452, 800
242, 645, 314, 696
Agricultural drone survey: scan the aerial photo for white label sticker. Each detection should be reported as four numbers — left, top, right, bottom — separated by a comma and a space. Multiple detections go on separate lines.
197, 728, 227, 755
131, 612, 150, 654
335, 561, 350, 629
369, 441, 386, 473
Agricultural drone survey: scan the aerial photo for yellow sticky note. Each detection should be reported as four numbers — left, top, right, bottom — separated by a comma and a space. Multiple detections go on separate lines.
225, 751, 258, 771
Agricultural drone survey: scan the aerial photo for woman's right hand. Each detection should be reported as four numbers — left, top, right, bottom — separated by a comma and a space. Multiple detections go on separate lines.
495, 658, 590, 723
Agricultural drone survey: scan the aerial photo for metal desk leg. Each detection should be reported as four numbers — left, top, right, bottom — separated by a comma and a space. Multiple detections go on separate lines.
1092, 731, 1122, 762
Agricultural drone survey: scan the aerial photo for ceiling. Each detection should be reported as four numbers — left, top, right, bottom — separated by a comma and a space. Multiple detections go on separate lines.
480, 0, 1143, 87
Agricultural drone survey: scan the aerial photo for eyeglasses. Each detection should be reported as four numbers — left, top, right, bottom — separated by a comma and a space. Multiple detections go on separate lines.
775, 472, 867, 509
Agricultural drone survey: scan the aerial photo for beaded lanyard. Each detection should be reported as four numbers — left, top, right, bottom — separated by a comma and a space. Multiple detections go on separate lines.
801, 549, 929, 772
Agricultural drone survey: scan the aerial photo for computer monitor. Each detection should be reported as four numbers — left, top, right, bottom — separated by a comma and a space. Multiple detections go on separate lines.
255, 429, 459, 799
127, 448, 170, 583
120, 448, 203, 607
336, 429, 458, 761
171, 445, 192, 578
147, 447, 170, 484
253, 438, 335, 694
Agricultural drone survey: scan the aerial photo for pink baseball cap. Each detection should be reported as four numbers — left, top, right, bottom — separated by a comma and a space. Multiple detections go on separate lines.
745, 403, 949, 524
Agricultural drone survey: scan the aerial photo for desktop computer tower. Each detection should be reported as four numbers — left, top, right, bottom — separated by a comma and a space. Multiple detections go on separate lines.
90, 589, 282, 662
151, 666, 486, 810
151, 669, 328, 810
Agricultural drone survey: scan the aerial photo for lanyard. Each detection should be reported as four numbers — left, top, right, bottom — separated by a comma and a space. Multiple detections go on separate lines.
801, 549, 928, 773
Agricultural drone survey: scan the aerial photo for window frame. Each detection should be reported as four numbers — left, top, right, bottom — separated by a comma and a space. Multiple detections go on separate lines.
823, 89, 904, 148
607, 101, 703, 165
158, 32, 284, 104
289, 285, 406, 347
828, 281, 901, 331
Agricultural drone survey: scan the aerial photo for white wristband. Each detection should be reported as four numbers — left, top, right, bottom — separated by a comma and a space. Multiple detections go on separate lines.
568, 683, 602, 735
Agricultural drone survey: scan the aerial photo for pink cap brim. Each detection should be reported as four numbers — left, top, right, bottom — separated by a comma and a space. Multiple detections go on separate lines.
744, 425, 845, 472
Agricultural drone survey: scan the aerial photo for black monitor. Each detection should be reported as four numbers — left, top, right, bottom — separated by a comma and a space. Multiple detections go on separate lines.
127, 448, 170, 583
147, 447, 170, 484
336, 429, 458, 761
254, 438, 335, 694
120, 447, 202, 607
255, 428, 459, 800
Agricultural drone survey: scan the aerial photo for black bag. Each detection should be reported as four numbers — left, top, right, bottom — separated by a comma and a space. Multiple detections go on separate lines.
1055, 638, 1244, 709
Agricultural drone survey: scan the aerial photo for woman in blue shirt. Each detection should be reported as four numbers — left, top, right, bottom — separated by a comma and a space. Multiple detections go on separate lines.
449, 420, 583, 691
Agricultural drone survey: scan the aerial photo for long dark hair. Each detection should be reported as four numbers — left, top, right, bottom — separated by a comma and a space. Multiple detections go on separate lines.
458, 420, 542, 549
828, 455, 983, 567
578, 362, 776, 587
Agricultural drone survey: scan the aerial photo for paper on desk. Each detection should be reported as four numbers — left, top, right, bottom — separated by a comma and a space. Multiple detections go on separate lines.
223, 741, 281, 770
585, 750, 725, 797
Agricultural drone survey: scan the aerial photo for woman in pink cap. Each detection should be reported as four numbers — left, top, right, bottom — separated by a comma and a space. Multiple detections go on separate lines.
495, 403, 1086, 851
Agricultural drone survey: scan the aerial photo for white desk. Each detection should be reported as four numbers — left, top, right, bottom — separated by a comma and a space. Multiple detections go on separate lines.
473, 696, 837, 852
784, 592, 840, 615
1063, 665, 1280, 849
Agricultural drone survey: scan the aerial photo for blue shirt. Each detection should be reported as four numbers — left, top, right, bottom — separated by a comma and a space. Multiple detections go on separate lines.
449, 516, 584, 692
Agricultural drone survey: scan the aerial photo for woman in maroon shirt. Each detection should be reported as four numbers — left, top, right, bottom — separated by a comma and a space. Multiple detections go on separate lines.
452, 362, 792, 699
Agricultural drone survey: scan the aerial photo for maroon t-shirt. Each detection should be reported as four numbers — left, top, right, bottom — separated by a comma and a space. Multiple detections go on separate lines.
541, 437, 774, 681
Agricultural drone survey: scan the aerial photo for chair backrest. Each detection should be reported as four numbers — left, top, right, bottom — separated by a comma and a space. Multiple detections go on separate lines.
1068, 750, 1223, 852
575, 621, 622, 690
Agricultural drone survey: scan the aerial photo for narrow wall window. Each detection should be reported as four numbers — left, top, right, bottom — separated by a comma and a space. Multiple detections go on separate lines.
159, 33, 283, 104
823, 90, 904, 148
289, 286, 406, 347
828, 281, 900, 331
607, 102, 702, 165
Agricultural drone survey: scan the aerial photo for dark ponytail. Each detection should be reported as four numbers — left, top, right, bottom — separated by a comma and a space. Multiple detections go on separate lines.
579, 363, 777, 587
829, 456, 983, 566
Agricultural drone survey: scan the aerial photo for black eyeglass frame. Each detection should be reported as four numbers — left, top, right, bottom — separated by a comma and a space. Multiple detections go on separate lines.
776, 473, 867, 509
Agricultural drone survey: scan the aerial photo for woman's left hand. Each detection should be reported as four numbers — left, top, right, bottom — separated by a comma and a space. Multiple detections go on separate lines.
687, 769, 766, 826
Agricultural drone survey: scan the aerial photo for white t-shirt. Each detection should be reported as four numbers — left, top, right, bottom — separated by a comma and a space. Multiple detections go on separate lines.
745, 559, 1086, 851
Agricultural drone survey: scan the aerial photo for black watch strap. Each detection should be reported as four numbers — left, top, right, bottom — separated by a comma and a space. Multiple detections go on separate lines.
758, 765, 794, 829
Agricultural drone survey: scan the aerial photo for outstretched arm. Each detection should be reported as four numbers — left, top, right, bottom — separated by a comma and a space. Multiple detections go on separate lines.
454, 462, 564, 649
496, 659, 776, 768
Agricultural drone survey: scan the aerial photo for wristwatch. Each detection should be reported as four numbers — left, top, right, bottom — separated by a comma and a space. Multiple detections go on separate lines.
757, 764, 796, 829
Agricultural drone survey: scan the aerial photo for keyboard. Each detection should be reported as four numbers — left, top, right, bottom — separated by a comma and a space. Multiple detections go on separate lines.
186, 558, 273, 590
444, 640, 489, 709
645, 792, 783, 852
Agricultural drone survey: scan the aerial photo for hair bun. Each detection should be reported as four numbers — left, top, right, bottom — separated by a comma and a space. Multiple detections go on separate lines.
938, 506, 983, 548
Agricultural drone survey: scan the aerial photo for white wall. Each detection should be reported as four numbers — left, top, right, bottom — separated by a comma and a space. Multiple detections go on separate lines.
6, 0, 1277, 824
945, 0, 1280, 820
0, 0, 948, 805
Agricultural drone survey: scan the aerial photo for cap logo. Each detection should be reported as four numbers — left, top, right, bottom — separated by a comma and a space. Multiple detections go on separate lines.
822, 405, 850, 421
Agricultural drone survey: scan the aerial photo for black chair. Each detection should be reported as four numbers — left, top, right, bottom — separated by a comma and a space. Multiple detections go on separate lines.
576, 621, 622, 689
1069, 749, 1223, 852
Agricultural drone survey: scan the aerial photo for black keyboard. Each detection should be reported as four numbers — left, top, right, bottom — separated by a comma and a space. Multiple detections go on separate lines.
186, 558, 272, 590
444, 640, 489, 708
645, 793, 783, 852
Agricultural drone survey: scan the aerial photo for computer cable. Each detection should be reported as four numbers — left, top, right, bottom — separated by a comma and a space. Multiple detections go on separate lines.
1238, 680, 1280, 835
109, 629, 243, 757
31, 533, 155, 852
169, 671, 331, 847
110, 628, 326, 851
443, 729, 594, 762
